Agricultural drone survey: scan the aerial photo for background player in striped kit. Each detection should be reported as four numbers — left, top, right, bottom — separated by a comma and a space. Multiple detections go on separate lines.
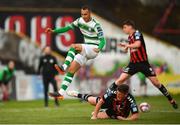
106, 19, 178, 109
46, 5, 106, 99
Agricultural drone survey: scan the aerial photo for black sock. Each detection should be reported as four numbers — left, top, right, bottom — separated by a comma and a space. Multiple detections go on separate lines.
77, 94, 82, 98
158, 84, 172, 101
77, 94, 92, 101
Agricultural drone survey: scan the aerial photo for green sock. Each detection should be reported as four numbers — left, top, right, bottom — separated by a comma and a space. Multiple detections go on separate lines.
62, 47, 77, 70
59, 72, 74, 95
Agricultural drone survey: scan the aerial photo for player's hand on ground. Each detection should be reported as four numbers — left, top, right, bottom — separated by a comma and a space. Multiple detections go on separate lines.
117, 116, 125, 120
93, 48, 100, 53
45, 28, 53, 33
91, 115, 97, 120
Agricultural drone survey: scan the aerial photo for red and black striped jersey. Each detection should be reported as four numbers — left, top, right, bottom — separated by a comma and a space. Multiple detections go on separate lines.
102, 93, 138, 118
128, 30, 148, 63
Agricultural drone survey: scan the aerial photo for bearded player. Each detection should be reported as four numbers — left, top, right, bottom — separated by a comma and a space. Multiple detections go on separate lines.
106, 19, 178, 109
46, 6, 106, 99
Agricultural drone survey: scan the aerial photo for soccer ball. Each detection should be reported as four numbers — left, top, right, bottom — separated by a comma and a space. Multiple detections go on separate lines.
139, 102, 150, 112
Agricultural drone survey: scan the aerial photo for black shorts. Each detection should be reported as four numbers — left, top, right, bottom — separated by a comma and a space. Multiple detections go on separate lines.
101, 101, 111, 109
105, 109, 117, 119
123, 61, 156, 77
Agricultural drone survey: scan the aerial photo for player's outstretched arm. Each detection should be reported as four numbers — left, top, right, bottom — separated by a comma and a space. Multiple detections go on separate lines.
93, 37, 106, 53
94, 24, 106, 52
98, 37, 106, 51
45, 25, 74, 34
117, 113, 139, 121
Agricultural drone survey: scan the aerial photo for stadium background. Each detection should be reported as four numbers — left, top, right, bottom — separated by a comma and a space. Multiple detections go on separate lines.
0, 0, 180, 124
0, 0, 180, 100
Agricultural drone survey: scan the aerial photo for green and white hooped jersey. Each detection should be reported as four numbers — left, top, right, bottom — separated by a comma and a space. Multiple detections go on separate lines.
69, 17, 104, 45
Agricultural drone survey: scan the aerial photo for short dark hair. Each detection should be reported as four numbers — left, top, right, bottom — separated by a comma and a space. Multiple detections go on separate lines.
81, 5, 91, 11
122, 19, 136, 28
117, 84, 129, 94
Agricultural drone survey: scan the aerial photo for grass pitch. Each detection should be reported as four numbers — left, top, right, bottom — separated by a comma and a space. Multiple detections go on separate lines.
0, 95, 180, 124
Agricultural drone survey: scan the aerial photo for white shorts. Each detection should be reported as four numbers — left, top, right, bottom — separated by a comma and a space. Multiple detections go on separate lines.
74, 44, 98, 66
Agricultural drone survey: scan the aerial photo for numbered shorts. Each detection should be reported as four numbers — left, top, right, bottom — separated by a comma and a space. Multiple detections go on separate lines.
123, 62, 156, 77
74, 44, 98, 66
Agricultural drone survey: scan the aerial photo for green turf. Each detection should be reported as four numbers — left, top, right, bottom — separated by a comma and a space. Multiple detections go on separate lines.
0, 95, 180, 124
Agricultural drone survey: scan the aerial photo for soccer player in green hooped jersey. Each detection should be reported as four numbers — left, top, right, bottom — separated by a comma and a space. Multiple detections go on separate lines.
46, 6, 106, 99
0, 61, 15, 101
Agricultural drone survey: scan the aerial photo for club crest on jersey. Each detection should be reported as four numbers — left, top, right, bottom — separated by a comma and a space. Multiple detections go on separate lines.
88, 27, 93, 31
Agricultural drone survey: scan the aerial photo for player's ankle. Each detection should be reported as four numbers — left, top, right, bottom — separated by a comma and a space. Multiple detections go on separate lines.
170, 99, 175, 103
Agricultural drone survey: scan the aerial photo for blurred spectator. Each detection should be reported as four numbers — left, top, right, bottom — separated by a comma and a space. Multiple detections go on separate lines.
162, 63, 170, 73
0, 60, 15, 101
38, 46, 59, 107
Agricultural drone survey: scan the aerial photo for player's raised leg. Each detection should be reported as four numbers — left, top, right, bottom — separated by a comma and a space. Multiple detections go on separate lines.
48, 6, 106, 100
148, 76, 178, 109
49, 44, 83, 99
49, 60, 81, 99
54, 44, 82, 74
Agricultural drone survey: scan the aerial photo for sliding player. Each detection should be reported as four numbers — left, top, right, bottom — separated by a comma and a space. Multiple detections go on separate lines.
68, 84, 139, 120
